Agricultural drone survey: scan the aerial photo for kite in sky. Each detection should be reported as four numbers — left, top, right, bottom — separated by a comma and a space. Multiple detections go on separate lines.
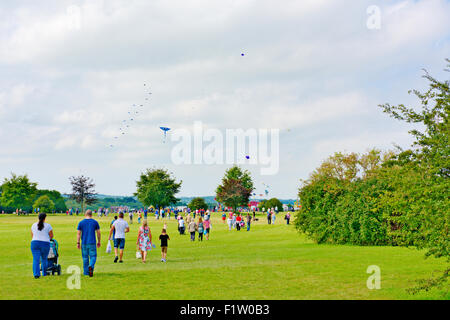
160, 126, 171, 143
108, 82, 152, 149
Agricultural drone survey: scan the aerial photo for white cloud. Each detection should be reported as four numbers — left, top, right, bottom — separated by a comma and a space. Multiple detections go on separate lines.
0, 0, 449, 197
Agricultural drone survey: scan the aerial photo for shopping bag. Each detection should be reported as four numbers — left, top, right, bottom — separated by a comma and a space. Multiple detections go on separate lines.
106, 240, 112, 253
136, 251, 142, 259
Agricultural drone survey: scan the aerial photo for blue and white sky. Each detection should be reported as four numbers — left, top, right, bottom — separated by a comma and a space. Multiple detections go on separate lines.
0, 0, 449, 198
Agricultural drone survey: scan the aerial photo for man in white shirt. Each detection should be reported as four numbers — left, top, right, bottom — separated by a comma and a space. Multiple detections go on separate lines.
178, 216, 185, 235
109, 212, 129, 263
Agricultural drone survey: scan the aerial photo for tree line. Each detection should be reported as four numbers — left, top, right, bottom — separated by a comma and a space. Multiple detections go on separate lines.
0, 174, 67, 213
295, 60, 449, 291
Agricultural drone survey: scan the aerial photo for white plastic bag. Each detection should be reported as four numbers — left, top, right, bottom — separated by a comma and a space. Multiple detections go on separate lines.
136, 251, 142, 259
106, 240, 112, 254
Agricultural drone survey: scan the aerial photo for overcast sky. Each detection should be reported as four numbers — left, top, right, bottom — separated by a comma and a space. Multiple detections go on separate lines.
0, 0, 449, 199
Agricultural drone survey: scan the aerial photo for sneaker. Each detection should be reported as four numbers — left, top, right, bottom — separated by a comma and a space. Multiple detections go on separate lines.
119, 260, 123, 263
88, 266, 93, 277
114, 256, 118, 263
34, 276, 40, 279
161, 258, 164, 262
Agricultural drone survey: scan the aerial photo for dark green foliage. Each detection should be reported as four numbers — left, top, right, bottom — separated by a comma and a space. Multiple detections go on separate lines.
33, 195, 55, 213
33, 189, 67, 212
0, 174, 38, 213
258, 198, 284, 212
64, 196, 143, 211
296, 61, 449, 291
188, 197, 208, 211
134, 168, 182, 208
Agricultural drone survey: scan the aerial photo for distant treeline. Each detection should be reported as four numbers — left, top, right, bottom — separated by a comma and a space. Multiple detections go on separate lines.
64, 196, 143, 211
0, 173, 68, 213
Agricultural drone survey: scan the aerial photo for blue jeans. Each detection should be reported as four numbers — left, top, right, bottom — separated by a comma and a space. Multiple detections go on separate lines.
81, 244, 97, 275
247, 222, 251, 231
31, 240, 50, 277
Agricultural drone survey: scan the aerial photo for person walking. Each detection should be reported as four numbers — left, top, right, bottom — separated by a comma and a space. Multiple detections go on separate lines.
232, 213, 236, 229
188, 219, 197, 241
129, 210, 133, 224
227, 214, 233, 231
77, 210, 101, 277
178, 216, 185, 235
285, 212, 291, 225
136, 220, 152, 263
203, 217, 211, 240
30, 213, 53, 278
221, 212, 226, 223
271, 210, 276, 225
236, 214, 242, 231
267, 210, 271, 225
159, 229, 170, 262
109, 212, 129, 263
197, 217, 204, 241
246, 213, 252, 231
110, 216, 118, 241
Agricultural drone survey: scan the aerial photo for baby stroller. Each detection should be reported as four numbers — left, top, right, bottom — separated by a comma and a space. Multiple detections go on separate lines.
45, 239, 61, 275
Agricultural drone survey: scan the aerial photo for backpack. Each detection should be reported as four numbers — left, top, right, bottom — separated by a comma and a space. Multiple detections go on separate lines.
198, 223, 204, 233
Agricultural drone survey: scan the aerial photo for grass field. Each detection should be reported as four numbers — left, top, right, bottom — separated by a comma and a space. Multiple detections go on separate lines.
0, 213, 448, 300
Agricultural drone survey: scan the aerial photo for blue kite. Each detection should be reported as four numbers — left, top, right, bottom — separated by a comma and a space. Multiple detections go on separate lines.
160, 126, 171, 143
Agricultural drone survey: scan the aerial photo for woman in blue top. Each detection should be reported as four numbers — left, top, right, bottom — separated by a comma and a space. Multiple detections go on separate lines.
30, 213, 53, 278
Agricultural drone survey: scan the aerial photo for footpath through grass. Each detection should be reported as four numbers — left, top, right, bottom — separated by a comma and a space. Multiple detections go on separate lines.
0, 213, 447, 300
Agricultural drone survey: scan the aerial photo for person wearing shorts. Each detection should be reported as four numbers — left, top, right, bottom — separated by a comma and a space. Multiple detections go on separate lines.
159, 229, 170, 262
109, 212, 129, 263
203, 218, 210, 240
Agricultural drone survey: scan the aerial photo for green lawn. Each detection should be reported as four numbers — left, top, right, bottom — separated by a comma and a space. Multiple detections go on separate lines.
0, 213, 447, 300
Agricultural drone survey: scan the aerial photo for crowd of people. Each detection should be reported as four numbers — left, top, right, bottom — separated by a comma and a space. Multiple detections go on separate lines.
29, 206, 292, 278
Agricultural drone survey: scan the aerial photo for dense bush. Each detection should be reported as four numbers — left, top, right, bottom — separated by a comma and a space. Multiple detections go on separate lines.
296, 151, 393, 246
296, 61, 449, 290
33, 195, 55, 213
188, 197, 208, 211
258, 198, 284, 212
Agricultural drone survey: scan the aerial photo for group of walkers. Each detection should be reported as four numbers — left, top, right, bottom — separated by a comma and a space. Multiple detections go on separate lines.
30, 210, 171, 278
187, 216, 211, 241
176, 212, 212, 241
225, 212, 253, 231
265, 208, 291, 225
29, 207, 293, 278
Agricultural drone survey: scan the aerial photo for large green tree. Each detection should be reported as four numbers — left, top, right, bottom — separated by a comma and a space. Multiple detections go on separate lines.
33, 195, 55, 213
34, 189, 67, 212
377, 62, 449, 290
188, 197, 208, 211
0, 173, 38, 212
135, 168, 182, 209
216, 166, 254, 212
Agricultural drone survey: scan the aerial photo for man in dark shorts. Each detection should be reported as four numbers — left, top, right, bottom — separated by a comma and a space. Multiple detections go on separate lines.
159, 229, 170, 262
109, 212, 129, 263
